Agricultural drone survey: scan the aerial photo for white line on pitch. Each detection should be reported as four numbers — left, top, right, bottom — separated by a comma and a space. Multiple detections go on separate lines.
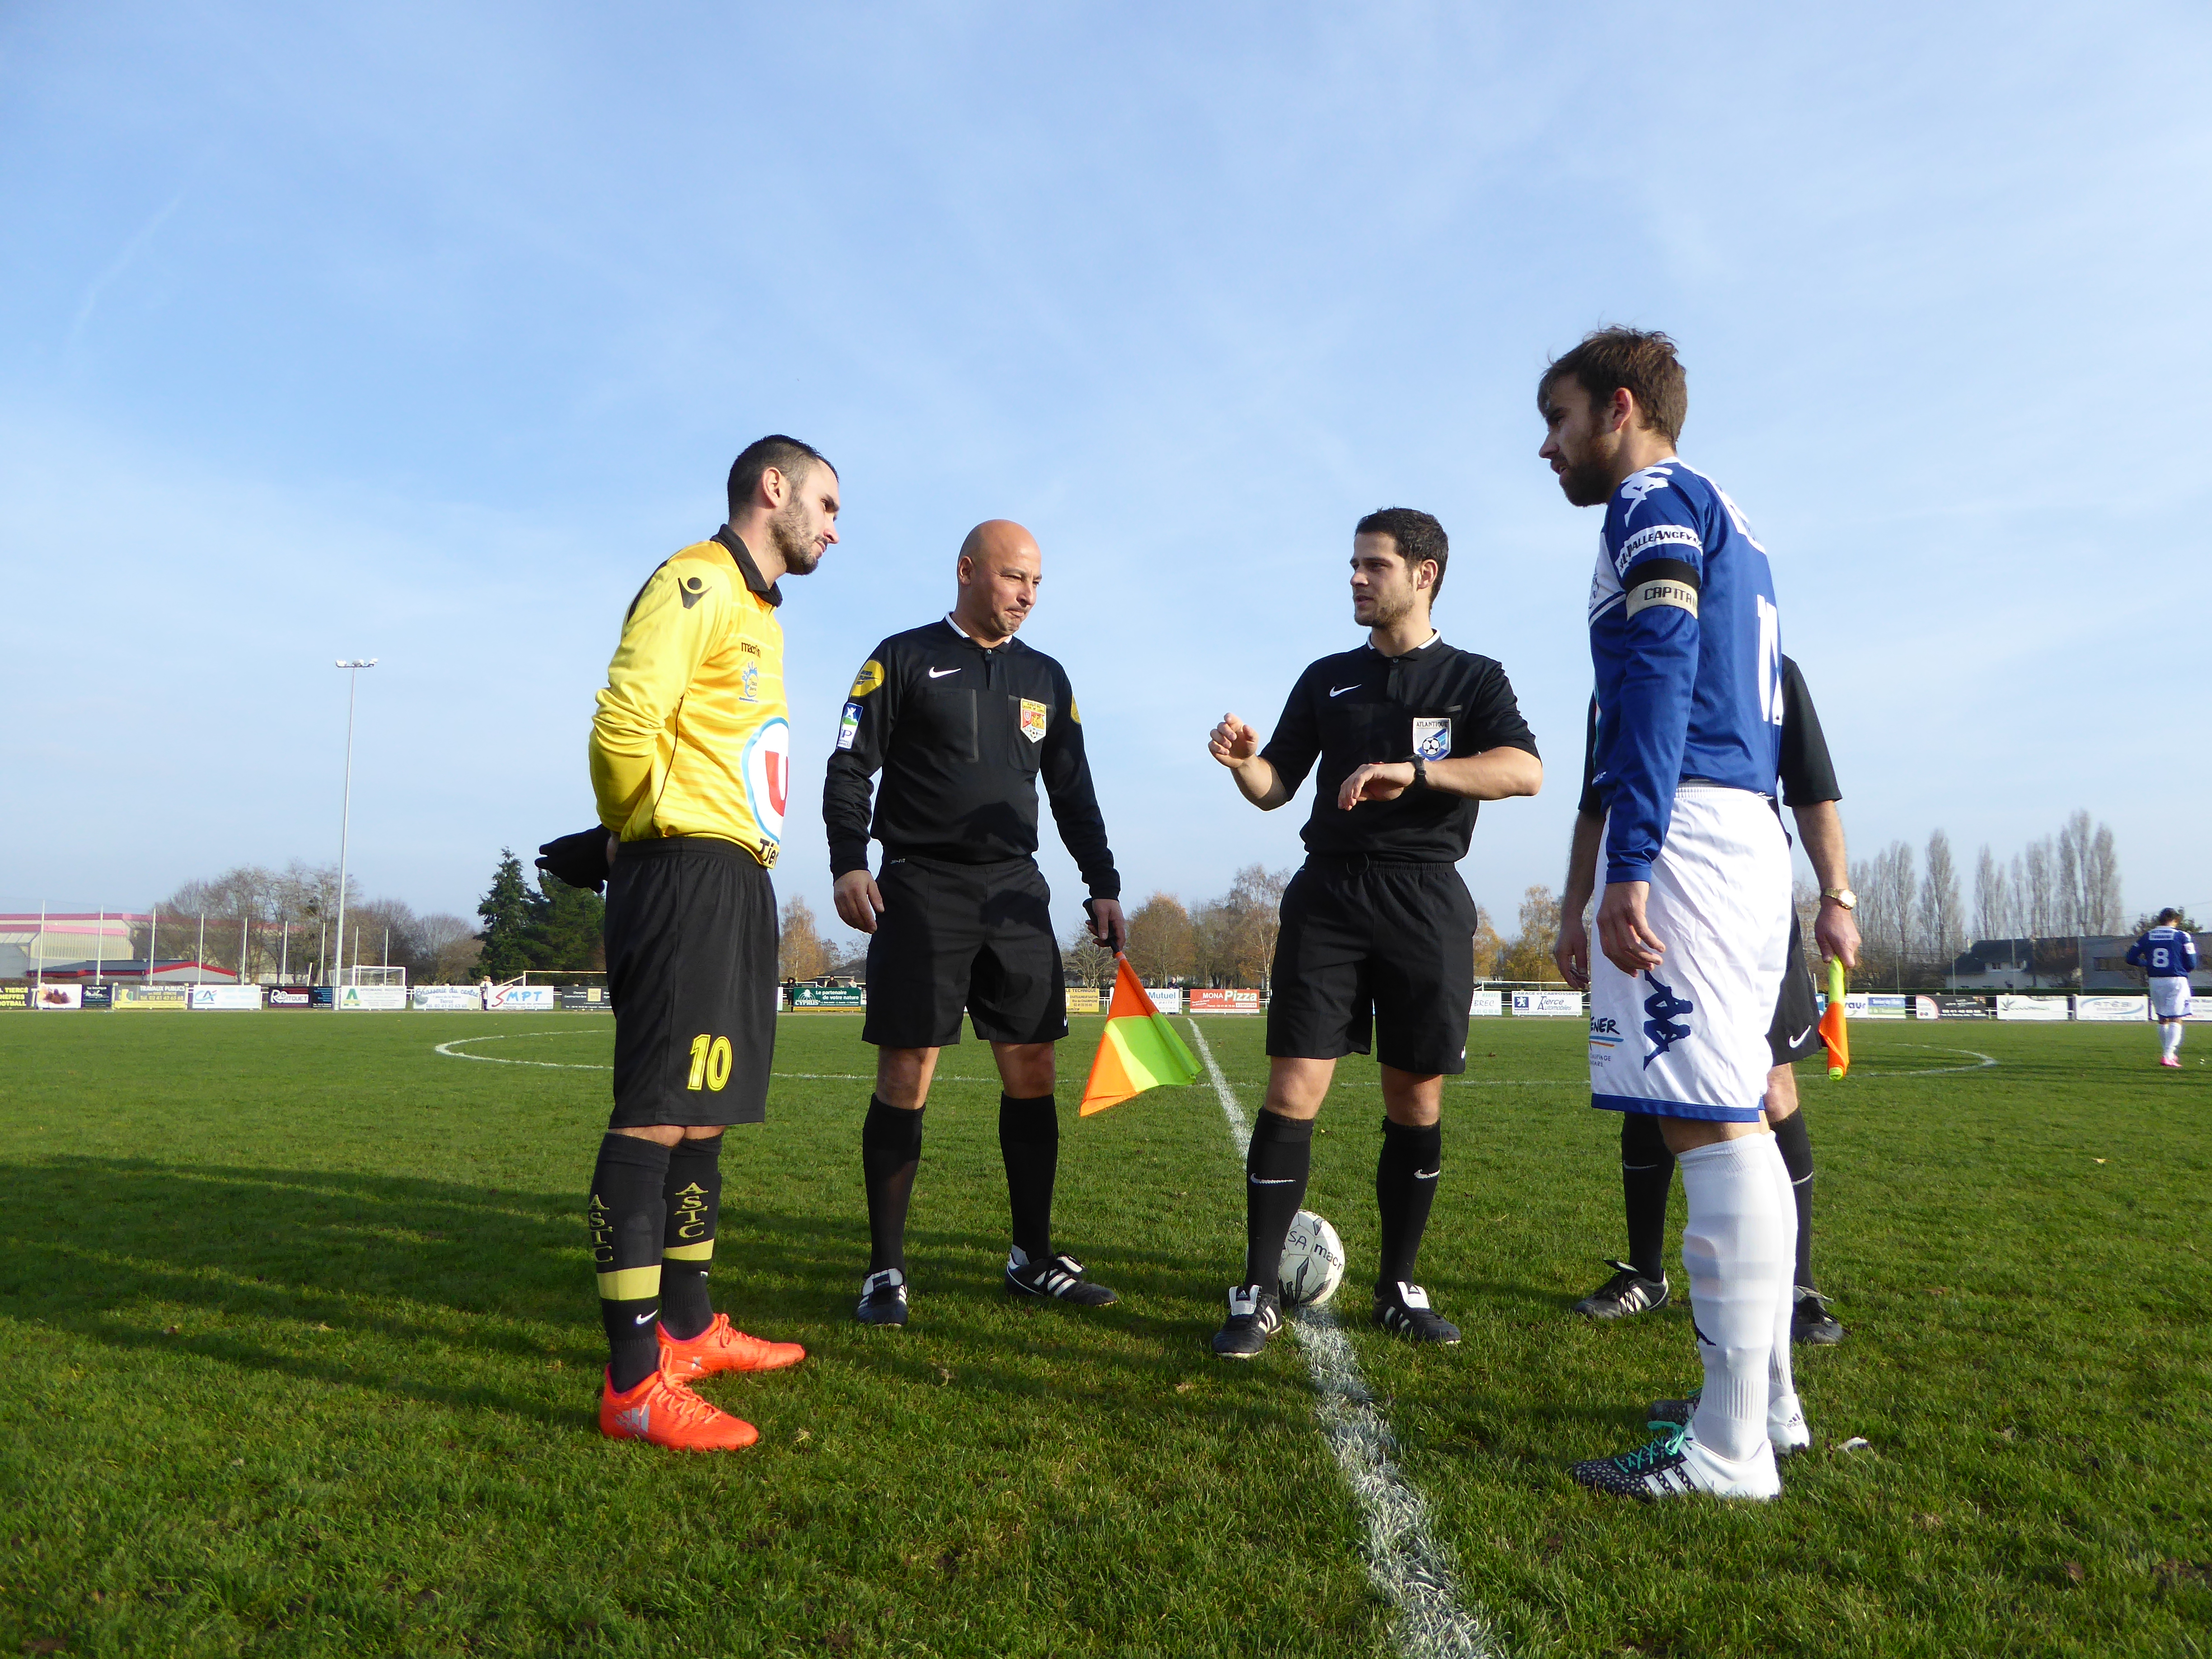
1183, 1021, 1503, 1659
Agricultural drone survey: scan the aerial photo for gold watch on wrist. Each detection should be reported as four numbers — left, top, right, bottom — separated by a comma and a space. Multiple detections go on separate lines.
1820, 886, 1857, 910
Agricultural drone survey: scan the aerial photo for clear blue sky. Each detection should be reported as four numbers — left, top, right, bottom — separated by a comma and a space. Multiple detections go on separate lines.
5, 4, 2207, 942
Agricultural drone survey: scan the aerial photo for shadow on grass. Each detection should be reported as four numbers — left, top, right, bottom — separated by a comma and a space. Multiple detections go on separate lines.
0, 1156, 1322, 1432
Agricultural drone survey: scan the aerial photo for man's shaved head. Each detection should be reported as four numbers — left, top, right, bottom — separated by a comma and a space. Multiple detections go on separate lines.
959, 519, 1040, 564
952, 519, 1044, 645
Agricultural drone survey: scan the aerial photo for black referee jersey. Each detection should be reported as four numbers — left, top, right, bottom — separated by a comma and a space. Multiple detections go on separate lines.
1262, 634, 1539, 860
1575, 654, 1839, 815
823, 619, 1120, 899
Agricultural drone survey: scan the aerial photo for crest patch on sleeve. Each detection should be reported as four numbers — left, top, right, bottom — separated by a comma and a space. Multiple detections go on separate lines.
850, 659, 886, 698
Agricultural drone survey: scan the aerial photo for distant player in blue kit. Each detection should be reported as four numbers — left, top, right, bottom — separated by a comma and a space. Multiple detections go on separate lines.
2127, 910, 2199, 1067
1537, 329, 1802, 1501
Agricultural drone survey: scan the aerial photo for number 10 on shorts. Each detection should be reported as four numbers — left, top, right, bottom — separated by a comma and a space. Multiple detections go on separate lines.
687, 1033, 733, 1091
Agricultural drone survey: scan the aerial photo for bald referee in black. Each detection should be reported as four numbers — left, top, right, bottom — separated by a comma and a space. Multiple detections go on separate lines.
1206, 507, 1542, 1359
825, 520, 1126, 1327
1555, 655, 1862, 1344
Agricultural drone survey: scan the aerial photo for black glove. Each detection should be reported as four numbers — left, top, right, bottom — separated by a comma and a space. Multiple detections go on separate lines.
537, 827, 612, 895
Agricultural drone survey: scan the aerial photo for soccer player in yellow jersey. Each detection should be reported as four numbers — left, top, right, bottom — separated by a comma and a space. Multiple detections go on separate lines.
584, 435, 839, 1451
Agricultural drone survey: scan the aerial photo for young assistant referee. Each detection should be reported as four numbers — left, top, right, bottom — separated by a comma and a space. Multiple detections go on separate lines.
1205, 508, 1542, 1359
825, 520, 1127, 1326
581, 436, 839, 1452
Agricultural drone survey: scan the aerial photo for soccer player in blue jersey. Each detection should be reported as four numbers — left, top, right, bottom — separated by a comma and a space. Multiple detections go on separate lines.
2127, 909, 2199, 1067
1537, 328, 1801, 1501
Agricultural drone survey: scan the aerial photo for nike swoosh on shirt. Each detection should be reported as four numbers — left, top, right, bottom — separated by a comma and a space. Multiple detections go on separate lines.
1328, 684, 1359, 697
927, 666, 960, 678
1790, 1026, 1814, 1047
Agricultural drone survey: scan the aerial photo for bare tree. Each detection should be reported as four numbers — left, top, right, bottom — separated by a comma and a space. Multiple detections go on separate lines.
2019, 838, 2057, 938
1919, 830, 1963, 974
1973, 844, 2009, 941
1124, 892, 1195, 985
1498, 885, 1565, 983
2086, 822, 2124, 933
777, 896, 832, 982
1061, 923, 1115, 993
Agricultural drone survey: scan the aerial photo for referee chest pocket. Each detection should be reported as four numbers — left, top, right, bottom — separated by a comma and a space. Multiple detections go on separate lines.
919, 688, 979, 762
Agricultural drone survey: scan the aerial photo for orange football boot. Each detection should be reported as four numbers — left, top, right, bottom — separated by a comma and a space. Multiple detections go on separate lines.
659, 1312, 806, 1378
598, 1366, 758, 1451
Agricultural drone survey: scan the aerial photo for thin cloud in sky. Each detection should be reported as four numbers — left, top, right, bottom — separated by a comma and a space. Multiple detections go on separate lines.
2, 3, 2206, 934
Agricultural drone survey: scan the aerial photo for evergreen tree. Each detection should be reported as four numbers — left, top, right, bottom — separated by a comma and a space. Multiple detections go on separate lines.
477, 850, 538, 979
534, 876, 608, 972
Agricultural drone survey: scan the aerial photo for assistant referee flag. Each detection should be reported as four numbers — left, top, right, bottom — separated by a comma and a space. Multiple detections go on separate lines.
1820, 956, 1850, 1080
1079, 957, 1200, 1116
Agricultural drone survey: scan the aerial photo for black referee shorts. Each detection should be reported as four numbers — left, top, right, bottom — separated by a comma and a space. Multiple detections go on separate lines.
1768, 909, 1823, 1067
863, 853, 1066, 1050
604, 836, 777, 1129
1266, 856, 1476, 1077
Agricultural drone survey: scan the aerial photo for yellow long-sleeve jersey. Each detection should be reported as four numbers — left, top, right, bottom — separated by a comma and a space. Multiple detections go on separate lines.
589, 528, 789, 866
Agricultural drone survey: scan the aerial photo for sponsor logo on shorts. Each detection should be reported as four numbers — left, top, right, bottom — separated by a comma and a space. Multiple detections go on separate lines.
1640, 971, 1694, 1069
1588, 1014, 1622, 1049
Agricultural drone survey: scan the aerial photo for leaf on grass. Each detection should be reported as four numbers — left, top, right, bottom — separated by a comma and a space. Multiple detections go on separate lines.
2093, 1158, 2106, 1165
793, 1429, 812, 1446
2065, 1561, 2084, 1584
1839, 1436, 1871, 1452
935, 1367, 955, 1386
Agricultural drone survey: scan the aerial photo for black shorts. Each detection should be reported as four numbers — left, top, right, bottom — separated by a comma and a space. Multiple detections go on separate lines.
604, 837, 777, 1129
1768, 910, 1823, 1067
863, 854, 1066, 1049
1266, 857, 1476, 1076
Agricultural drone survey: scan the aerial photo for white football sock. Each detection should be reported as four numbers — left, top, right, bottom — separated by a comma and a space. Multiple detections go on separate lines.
2168, 1023, 2186, 1058
1759, 1133, 1800, 1425
1677, 1135, 1789, 1463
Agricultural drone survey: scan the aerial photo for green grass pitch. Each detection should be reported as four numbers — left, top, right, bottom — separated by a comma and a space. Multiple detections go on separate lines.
2, 1009, 2207, 1657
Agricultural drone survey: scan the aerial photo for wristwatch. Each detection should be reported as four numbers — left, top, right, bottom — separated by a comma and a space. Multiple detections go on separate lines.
1820, 887, 1857, 910
1409, 755, 1429, 791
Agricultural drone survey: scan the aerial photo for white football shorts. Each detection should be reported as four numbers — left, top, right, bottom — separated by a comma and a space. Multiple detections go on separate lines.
2149, 976, 2194, 1020
1588, 785, 1792, 1123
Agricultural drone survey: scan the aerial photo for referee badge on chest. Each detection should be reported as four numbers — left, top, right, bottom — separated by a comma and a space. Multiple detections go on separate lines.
1019, 698, 1049, 743
1412, 717, 1452, 760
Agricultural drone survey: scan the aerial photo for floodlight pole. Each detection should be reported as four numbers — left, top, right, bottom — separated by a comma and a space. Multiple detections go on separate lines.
332, 658, 378, 987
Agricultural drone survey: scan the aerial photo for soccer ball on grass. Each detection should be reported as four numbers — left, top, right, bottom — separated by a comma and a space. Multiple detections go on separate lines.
1279, 1210, 1345, 1308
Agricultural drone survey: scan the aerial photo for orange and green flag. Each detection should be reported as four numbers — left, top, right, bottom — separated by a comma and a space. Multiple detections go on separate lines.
1819, 956, 1850, 1080
1079, 956, 1201, 1116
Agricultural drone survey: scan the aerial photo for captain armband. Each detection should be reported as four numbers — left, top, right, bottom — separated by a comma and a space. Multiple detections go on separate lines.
1622, 557, 1701, 620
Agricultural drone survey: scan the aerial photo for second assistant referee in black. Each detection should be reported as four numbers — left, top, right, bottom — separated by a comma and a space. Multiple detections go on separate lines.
1206, 507, 1542, 1359
825, 519, 1127, 1327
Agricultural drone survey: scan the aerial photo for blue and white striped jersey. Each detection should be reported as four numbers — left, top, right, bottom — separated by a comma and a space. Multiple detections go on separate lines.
1587, 459, 1783, 884
2127, 926, 2198, 978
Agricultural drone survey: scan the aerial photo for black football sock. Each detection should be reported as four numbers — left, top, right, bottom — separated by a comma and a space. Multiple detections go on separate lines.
1772, 1110, 1817, 1291
588, 1132, 672, 1392
1241, 1110, 1314, 1291
861, 1096, 925, 1275
659, 1132, 723, 1341
998, 1092, 1059, 1262
1621, 1111, 1674, 1282
1374, 1117, 1443, 1293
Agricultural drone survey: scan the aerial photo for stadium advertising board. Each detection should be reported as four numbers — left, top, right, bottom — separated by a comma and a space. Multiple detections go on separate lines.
266, 986, 315, 1009
1189, 988, 1261, 1013
1935, 994, 1990, 1019
790, 985, 865, 1010
557, 986, 608, 1011
80, 985, 113, 1010
115, 986, 188, 1011
412, 985, 483, 1011
189, 986, 263, 1011
1146, 987, 1182, 1014
1996, 994, 2069, 1022
1511, 990, 1583, 1017
1864, 994, 1910, 1021
2073, 994, 2149, 1022
1913, 996, 1940, 1019
1065, 986, 1102, 1015
33, 984, 83, 1010
0, 985, 28, 1011
337, 986, 408, 1012
484, 985, 555, 1011
1470, 990, 1504, 1017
